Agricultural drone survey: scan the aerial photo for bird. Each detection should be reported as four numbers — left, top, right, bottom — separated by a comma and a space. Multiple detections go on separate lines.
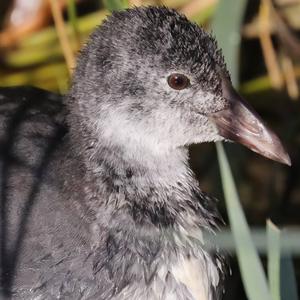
0, 6, 290, 300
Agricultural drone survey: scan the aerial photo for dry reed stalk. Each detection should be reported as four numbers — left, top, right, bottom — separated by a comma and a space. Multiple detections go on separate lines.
258, 0, 283, 89
179, 0, 217, 18
128, 0, 143, 6
49, 0, 75, 75
281, 53, 299, 99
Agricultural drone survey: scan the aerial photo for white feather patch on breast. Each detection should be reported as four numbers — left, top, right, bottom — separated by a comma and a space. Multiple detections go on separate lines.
171, 255, 219, 300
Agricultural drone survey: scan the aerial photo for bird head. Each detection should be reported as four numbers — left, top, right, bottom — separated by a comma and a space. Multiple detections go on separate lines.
69, 6, 290, 165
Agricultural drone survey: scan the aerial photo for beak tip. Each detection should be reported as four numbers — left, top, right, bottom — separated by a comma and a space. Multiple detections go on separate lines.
251, 145, 291, 166
282, 154, 292, 167
262, 146, 291, 166
269, 138, 291, 167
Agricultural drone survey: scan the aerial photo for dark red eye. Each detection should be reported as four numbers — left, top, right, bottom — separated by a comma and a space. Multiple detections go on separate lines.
167, 73, 190, 90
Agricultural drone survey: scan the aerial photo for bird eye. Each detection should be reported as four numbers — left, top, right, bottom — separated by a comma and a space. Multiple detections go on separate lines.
167, 73, 190, 90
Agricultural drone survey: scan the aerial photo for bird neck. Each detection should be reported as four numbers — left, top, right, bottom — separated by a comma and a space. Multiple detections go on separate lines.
75, 139, 221, 300
91, 142, 191, 187
66, 112, 217, 231
76, 137, 216, 232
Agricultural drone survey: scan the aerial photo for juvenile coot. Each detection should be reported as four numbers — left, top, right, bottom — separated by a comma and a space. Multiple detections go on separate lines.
0, 7, 290, 300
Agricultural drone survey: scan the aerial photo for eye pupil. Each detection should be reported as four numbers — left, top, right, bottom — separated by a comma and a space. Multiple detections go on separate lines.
167, 73, 190, 90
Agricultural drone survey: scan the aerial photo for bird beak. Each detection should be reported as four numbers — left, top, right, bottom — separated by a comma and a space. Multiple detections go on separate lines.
209, 76, 291, 166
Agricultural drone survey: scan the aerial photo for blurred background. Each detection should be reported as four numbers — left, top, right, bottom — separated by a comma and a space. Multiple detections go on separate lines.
0, 0, 299, 299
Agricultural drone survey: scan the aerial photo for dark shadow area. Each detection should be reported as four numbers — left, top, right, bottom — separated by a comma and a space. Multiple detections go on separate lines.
0, 87, 67, 298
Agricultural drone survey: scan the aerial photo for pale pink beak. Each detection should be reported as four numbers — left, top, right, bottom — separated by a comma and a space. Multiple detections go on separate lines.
210, 76, 291, 166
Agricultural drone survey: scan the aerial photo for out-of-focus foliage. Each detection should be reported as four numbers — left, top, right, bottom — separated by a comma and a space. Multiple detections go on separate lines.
103, 0, 128, 12
1, 0, 300, 97
217, 142, 273, 300
213, 1, 274, 299
0, 0, 218, 91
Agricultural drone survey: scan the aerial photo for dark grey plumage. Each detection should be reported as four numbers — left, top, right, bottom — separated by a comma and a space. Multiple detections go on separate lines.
0, 6, 290, 300
0, 86, 223, 300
